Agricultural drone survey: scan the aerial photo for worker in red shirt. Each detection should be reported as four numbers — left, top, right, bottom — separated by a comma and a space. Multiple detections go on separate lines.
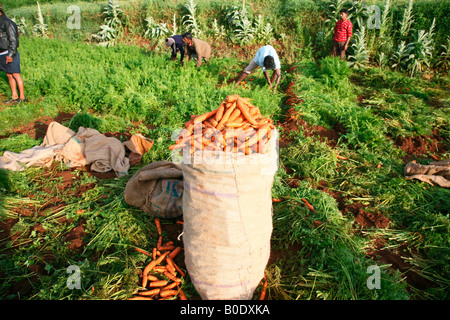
332, 8, 353, 60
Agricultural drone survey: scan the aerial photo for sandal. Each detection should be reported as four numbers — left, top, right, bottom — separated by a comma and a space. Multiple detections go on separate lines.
3, 98, 19, 103
14, 98, 29, 105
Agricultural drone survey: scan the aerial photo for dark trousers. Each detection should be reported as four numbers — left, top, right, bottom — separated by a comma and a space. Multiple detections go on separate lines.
332, 40, 347, 60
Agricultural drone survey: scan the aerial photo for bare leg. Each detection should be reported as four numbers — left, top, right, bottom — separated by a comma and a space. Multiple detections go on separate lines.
6, 73, 18, 100
12, 73, 25, 99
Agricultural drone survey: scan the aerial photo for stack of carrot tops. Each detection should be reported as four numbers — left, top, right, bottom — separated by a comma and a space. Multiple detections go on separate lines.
169, 94, 275, 155
130, 218, 187, 300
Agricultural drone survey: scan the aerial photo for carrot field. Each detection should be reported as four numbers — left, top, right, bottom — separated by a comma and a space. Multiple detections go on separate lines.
0, 0, 449, 303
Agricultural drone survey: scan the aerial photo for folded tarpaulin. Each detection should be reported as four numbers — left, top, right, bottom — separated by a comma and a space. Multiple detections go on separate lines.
404, 159, 450, 188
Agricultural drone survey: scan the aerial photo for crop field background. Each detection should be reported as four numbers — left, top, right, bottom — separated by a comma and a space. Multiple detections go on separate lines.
0, 0, 449, 301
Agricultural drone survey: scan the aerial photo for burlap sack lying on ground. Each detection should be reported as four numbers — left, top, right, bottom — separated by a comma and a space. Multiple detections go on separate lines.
0, 144, 65, 171
124, 161, 183, 218
404, 159, 450, 188
181, 131, 278, 300
0, 121, 74, 171
0, 121, 132, 177
41, 121, 76, 147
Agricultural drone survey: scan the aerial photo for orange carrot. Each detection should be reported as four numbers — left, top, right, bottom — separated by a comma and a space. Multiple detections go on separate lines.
216, 101, 237, 131
194, 109, 218, 123
430, 154, 439, 161
215, 102, 225, 121
157, 236, 162, 249
165, 256, 176, 274
168, 257, 186, 277
142, 251, 171, 287
135, 247, 152, 257
152, 247, 157, 260
301, 198, 316, 213
147, 274, 159, 282
162, 281, 178, 291
178, 289, 188, 300
160, 290, 178, 298
138, 288, 161, 296
237, 98, 259, 125
259, 276, 268, 300
169, 143, 186, 150
148, 280, 169, 287
158, 245, 175, 251
164, 271, 182, 284
169, 247, 181, 259
226, 94, 239, 103
336, 154, 348, 160
176, 220, 184, 225
129, 296, 153, 300
228, 108, 242, 122
155, 218, 162, 235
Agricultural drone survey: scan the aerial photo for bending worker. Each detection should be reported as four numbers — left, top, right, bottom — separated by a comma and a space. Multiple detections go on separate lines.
165, 35, 185, 66
235, 44, 281, 90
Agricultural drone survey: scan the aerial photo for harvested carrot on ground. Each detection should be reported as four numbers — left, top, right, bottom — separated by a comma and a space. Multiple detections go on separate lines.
259, 275, 268, 300
142, 251, 171, 287
178, 289, 188, 300
135, 247, 152, 257
147, 274, 159, 282
169, 247, 181, 259
148, 280, 169, 287
160, 290, 179, 298
301, 198, 316, 213
138, 288, 161, 296
164, 271, 182, 284
155, 218, 162, 235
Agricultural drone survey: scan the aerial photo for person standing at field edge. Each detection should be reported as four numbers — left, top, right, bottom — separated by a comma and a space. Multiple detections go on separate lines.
235, 44, 281, 90
165, 35, 186, 66
332, 8, 353, 60
0, 3, 27, 105
182, 32, 211, 68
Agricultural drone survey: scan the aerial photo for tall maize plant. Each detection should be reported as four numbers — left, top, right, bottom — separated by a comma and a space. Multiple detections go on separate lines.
399, 0, 414, 39
348, 18, 370, 70
91, 0, 124, 47
183, 0, 202, 37
406, 18, 435, 76
32, 1, 48, 38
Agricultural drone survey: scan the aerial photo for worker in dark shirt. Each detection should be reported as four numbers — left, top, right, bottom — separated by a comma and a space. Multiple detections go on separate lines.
164, 35, 185, 66
0, 3, 27, 105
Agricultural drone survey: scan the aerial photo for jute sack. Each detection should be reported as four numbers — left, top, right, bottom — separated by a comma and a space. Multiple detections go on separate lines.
181, 131, 278, 300
124, 161, 183, 218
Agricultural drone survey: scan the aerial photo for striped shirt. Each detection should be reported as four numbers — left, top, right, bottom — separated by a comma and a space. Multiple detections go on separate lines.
333, 19, 353, 42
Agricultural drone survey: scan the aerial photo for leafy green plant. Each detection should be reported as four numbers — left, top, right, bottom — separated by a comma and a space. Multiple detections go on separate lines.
182, 0, 202, 37
348, 19, 370, 70
390, 41, 412, 71
12, 17, 28, 35
32, 1, 48, 38
436, 35, 450, 72
144, 16, 170, 39
399, 0, 414, 39
254, 14, 274, 44
91, 0, 123, 47
406, 20, 435, 76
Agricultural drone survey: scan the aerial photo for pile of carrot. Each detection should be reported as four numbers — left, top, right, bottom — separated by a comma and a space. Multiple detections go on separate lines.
130, 218, 187, 300
169, 94, 275, 155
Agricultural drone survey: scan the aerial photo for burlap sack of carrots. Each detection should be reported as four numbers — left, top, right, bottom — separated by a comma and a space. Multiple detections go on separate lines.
169, 94, 278, 300
124, 161, 184, 218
